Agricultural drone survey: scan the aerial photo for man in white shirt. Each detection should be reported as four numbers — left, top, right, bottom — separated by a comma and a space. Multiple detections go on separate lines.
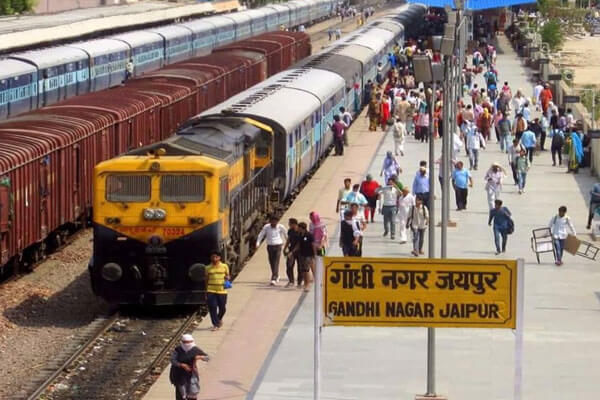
549, 206, 576, 266
336, 178, 352, 218
256, 215, 288, 285
344, 184, 368, 222
465, 121, 486, 170
376, 178, 401, 240
397, 187, 416, 244
533, 82, 544, 111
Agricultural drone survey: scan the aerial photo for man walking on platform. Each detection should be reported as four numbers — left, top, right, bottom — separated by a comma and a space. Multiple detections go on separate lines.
452, 161, 472, 210
397, 187, 415, 244
488, 199, 512, 255
376, 177, 401, 240
407, 197, 429, 256
283, 218, 302, 288
256, 215, 287, 286
336, 178, 352, 217
412, 166, 430, 209
360, 174, 380, 223
340, 210, 363, 256
520, 127, 537, 163
549, 206, 576, 266
587, 182, 600, 229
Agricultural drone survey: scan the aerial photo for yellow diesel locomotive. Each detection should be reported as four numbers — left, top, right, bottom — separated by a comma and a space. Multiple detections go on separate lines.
90, 116, 273, 304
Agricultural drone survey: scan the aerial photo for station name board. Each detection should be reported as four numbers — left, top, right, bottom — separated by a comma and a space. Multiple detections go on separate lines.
323, 257, 518, 329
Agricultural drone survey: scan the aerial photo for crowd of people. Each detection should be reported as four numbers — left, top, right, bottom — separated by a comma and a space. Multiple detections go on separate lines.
168, 11, 597, 399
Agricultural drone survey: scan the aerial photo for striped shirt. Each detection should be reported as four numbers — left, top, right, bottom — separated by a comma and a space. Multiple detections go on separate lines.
206, 262, 230, 294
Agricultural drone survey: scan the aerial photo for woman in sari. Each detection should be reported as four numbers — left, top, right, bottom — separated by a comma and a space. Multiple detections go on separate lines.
567, 131, 584, 173
367, 95, 380, 131
380, 94, 391, 130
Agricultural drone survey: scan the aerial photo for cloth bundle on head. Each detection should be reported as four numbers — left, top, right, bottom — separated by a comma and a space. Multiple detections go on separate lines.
309, 211, 327, 246
181, 334, 195, 352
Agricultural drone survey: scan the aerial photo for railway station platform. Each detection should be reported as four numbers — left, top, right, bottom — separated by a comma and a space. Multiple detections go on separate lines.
250, 36, 600, 399
0, 0, 239, 53
145, 34, 600, 400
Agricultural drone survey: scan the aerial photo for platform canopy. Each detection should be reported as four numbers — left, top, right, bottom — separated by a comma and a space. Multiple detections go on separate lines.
408, 0, 536, 10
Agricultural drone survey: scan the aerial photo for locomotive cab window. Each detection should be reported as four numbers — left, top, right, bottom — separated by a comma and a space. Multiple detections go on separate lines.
106, 175, 151, 202
160, 175, 205, 202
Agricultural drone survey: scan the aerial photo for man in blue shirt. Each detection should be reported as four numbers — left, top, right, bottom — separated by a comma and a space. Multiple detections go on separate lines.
412, 166, 430, 208
488, 199, 513, 255
520, 128, 537, 163
587, 182, 600, 229
452, 161, 473, 210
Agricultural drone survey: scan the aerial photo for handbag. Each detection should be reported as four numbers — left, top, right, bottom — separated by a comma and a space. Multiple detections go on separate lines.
224, 279, 232, 289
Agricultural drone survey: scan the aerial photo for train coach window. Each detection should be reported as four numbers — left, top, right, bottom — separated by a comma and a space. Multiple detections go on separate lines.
106, 175, 151, 202
160, 175, 205, 202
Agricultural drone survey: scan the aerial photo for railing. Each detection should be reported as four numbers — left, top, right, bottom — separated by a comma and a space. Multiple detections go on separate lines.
229, 162, 273, 230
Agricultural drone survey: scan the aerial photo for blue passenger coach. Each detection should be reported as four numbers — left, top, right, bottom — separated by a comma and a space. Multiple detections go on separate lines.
69, 39, 130, 92
0, 0, 337, 120
0, 59, 38, 119
9, 47, 89, 107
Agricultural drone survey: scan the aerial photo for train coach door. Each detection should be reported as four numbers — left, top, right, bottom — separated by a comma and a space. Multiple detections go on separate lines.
72, 145, 81, 217
294, 127, 301, 186
39, 157, 50, 238
0, 177, 11, 264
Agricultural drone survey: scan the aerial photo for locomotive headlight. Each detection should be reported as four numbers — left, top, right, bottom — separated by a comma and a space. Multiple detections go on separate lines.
143, 208, 156, 220
142, 208, 167, 221
153, 208, 166, 220
101, 262, 122, 282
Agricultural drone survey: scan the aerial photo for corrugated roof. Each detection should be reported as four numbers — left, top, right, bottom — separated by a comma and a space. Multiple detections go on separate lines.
408, 0, 535, 10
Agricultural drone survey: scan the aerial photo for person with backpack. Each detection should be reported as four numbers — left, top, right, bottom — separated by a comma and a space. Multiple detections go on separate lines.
488, 199, 513, 255
551, 127, 565, 166
549, 206, 576, 266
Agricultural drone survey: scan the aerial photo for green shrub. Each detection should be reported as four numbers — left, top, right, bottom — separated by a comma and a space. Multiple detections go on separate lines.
540, 19, 564, 51
0, 0, 14, 15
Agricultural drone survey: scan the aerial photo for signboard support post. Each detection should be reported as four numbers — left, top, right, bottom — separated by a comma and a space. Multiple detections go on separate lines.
314, 256, 323, 400
514, 258, 525, 400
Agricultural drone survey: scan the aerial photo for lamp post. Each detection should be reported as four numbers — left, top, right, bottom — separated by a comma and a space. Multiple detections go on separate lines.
413, 51, 444, 399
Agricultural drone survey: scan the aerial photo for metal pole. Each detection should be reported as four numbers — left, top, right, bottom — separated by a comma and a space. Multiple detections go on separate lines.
426, 81, 436, 397
514, 258, 525, 400
441, 58, 450, 258
592, 91, 596, 129
314, 256, 322, 400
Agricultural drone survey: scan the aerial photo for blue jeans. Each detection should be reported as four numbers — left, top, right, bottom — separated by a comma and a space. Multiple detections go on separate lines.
554, 238, 565, 262
493, 227, 507, 253
382, 205, 397, 237
207, 292, 227, 327
518, 172, 527, 190
500, 133, 511, 152
468, 148, 479, 169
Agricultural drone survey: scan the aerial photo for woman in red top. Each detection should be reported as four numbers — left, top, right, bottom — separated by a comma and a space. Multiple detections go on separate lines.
360, 174, 380, 223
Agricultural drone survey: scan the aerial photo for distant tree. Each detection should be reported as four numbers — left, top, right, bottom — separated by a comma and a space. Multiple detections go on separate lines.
0, 0, 14, 15
540, 19, 564, 51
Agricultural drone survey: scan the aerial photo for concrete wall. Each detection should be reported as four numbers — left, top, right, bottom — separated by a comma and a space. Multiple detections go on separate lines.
34, 0, 125, 14
512, 29, 598, 175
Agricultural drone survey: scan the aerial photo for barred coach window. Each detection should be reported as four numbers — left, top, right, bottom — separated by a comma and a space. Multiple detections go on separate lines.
106, 175, 151, 202
160, 175, 205, 202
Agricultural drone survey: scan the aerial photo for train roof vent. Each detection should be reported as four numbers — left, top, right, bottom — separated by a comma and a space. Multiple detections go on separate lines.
174, 137, 231, 159
228, 84, 283, 111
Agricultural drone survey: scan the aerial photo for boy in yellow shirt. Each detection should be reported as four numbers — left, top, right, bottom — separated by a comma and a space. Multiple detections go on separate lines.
205, 251, 230, 331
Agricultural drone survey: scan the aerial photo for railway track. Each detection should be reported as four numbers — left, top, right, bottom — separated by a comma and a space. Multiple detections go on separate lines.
23, 308, 200, 400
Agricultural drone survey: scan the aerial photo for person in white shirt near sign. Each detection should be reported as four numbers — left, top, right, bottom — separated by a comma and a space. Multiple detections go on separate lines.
256, 215, 288, 285
397, 187, 415, 244
549, 206, 576, 266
